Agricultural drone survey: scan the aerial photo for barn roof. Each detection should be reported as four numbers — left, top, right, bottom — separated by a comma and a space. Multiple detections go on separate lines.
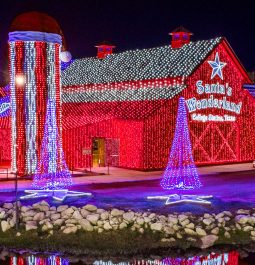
62, 37, 222, 86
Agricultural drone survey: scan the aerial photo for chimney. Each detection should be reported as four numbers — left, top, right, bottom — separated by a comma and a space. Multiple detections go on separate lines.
95, 41, 115, 59
169, 26, 193, 49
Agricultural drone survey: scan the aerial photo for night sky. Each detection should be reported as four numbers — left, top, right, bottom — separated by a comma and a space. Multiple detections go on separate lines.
0, 0, 254, 85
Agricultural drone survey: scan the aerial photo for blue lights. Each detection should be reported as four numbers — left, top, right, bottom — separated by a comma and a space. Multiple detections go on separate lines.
32, 99, 72, 190
160, 97, 202, 190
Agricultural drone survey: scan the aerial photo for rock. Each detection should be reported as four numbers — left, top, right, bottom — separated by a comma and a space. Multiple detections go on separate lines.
187, 237, 197, 242
40, 200, 50, 206
61, 208, 74, 217
243, 226, 253, 232
180, 219, 190, 227
173, 224, 180, 231
164, 226, 175, 235
3, 203, 13, 210
217, 217, 224, 223
53, 219, 64, 226
150, 222, 162, 231
123, 211, 134, 222
149, 213, 156, 219
21, 206, 30, 212
51, 213, 61, 221
237, 209, 250, 215
98, 228, 104, 233
200, 235, 218, 249
16, 232, 21, 237
184, 228, 197, 236
223, 211, 232, 217
103, 221, 112, 230
32, 203, 49, 212
24, 210, 36, 217
79, 219, 94, 231
99, 211, 109, 220
168, 216, 178, 224
251, 236, 255, 241
144, 217, 151, 223
204, 213, 212, 219
63, 226, 77, 234
65, 219, 78, 224
86, 214, 100, 225
1, 221, 10, 232
57, 205, 69, 212
72, 210, 83, 220
139, 227, 144, 234
236, 223, 241, 230
215, 212, 224, 219
224, 231, 231, 238
178, 214, 188, 222
176, 232, 182, 239
251, 231, 255, 237
161, 238, 173, 242
211, 227, 219, 235
136, 217, 144, 225
9, 217, 16, 228
203, 218, 213, 226
0, 211, 6, 219
235, 215, 249, 224
33, 212, 45, 222
42, 224, 48, 232
111, 209, 124, 217
196, 227, 207, 236
96, 208, 105, 214
66, 223, 75, 227
247, 216, 255, 225
81, 209, 90, 218
25, 222, 38, 231
186, 223, 195, 229
119, 222, 127, 229
84, 204, 97, 212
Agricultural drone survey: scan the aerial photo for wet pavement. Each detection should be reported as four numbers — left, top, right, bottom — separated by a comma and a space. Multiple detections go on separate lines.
0, 169, 255, 215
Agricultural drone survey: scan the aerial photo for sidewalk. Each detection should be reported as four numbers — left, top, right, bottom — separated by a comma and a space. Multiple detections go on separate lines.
0, 162, 254, 191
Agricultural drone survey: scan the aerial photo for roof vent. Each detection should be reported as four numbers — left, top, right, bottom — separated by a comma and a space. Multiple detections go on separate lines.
169, 26, 193, 49
95, 41, 115, 59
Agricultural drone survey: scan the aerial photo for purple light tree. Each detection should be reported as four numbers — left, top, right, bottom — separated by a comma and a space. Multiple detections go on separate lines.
21, 99, 91, 201
160, 97, 202, 190
148, 97, 212, 205
31, 99, 72, 190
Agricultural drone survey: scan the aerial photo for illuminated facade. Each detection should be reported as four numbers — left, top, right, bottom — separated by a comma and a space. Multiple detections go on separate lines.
0, 26, 254, 173
60, 34, 254, 170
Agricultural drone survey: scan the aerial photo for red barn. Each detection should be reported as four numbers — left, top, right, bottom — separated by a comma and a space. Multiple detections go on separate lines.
0, 28, 254, 172
60, 29, 255, 171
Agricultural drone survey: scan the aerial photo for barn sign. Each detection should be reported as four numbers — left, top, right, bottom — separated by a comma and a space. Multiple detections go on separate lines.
186, 53, 243, 122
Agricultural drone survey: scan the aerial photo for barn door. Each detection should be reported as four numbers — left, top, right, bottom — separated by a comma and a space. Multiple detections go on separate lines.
105, 138, 120, 167
189, 122, 239, 164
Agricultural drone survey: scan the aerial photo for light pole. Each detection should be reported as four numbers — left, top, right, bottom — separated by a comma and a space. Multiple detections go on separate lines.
13, 74, 25, 230
13, 144, 19, 230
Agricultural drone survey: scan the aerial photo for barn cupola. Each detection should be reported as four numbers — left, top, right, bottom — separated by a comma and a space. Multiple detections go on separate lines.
95, 41, 115, 59
169, 26, 193, 49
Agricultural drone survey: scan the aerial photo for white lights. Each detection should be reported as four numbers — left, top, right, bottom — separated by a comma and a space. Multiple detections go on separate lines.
15, 74, 26, 86
24, 42, 37, 174
62, 38, 222, 86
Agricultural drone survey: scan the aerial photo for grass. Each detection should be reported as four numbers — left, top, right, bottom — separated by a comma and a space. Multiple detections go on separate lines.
0, 227, 253, 258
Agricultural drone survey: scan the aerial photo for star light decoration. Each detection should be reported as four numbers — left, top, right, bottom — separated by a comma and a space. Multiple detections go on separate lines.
147, 97, 212, 205
208, 52, 227, 80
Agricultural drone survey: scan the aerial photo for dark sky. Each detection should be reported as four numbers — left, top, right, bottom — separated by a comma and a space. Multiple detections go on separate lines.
0, 0, 254, 85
